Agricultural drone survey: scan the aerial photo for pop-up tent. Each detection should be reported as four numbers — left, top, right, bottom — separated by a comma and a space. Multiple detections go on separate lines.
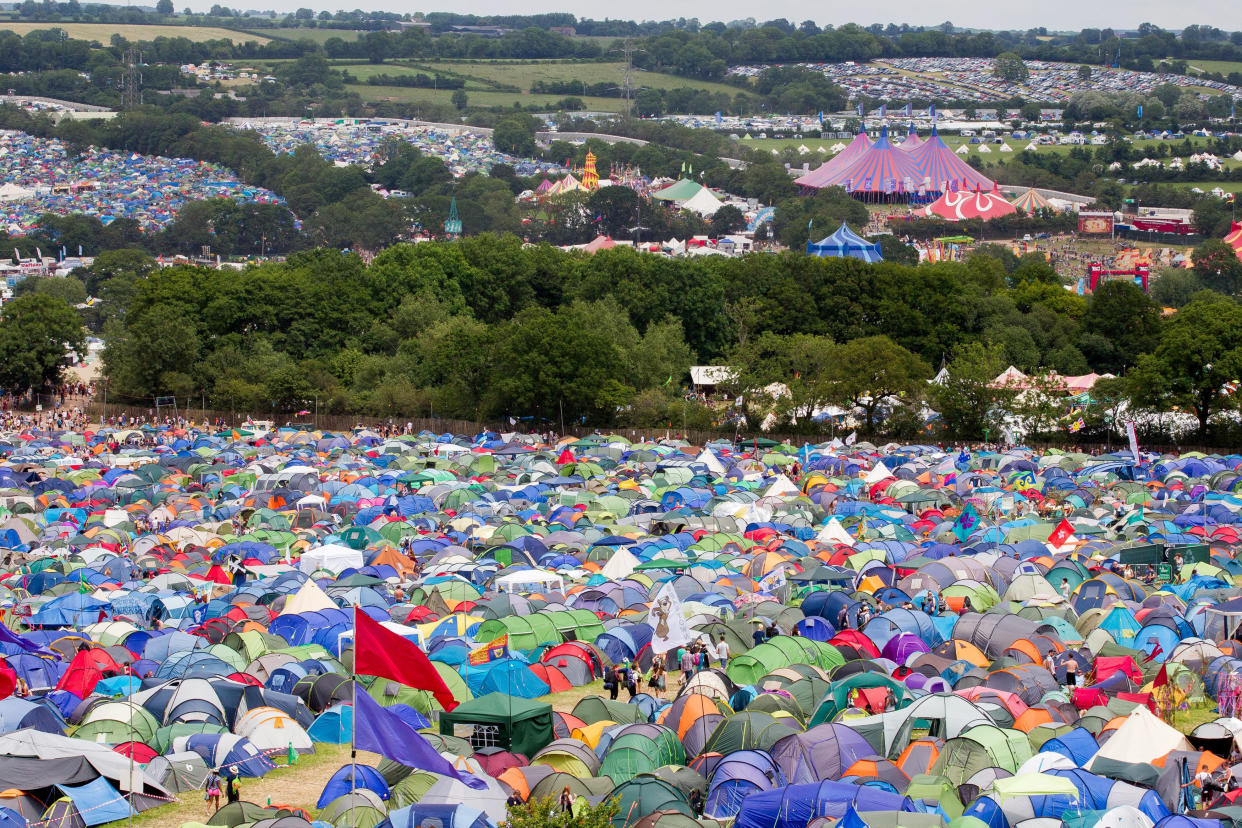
438, 693, 553, 758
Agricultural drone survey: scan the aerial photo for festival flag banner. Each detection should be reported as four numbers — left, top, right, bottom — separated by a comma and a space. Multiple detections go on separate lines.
354, 689, 485, 789
354, 608, 458, 711
647, 581, 692, 653
952, 504, 980, 543
1048, 519, 1075, 549
467, 635, 509, 666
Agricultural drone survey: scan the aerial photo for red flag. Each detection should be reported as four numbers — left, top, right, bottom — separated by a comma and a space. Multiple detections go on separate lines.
1048, 519, 1074, 548
1153, 663, 1169, 687
354, 608, 458, 711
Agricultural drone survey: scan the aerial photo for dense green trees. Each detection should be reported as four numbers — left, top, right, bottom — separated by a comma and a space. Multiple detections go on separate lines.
91, 233, 1237, 442
0, 294, 86, 396
1125, 292, 1242, 438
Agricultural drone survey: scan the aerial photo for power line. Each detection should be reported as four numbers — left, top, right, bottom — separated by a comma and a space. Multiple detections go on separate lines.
611, 37, 645, 121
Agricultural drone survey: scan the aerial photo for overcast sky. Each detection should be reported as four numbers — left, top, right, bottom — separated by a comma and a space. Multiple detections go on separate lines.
195, 0, 1240, 35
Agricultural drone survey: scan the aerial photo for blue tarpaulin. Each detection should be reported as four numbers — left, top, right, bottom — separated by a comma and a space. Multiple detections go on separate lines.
57, 777, 133, 826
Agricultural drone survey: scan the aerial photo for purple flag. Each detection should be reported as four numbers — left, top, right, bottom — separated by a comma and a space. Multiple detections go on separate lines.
0, 625, 58, 659
354, 689, 486, 789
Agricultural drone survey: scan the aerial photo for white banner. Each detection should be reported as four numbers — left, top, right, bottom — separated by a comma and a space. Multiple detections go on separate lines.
757, 567, 787, 597
647, 581, 693, 654
1126, 420, 1140, 463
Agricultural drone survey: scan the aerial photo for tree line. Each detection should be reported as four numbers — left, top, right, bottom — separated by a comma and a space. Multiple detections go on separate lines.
14, 235, 1213, 448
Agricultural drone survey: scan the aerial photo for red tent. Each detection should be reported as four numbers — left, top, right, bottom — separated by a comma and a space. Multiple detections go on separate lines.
57, 648, 121, 697
924, 189, 1017, 222
1225, 221, 1242, 260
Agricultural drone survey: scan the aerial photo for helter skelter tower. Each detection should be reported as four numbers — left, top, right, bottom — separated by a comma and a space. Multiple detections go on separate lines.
581, 151, 599, 190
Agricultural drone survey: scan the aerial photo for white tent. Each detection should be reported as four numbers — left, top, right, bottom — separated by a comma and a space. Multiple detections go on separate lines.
682, 187, 724, 217
280, 578, 338, 615
763, 474, 799, 498
816, 517, 856, 546
864, 462, 893, 485
699, 448, 728, 478
495, 568, 564, 595
0, 182, 33, 202
418, 776, 508, 823
298, 542, 364, 574
1087, 706, 1191, 770
599, 546, 640, 580
957, 144, 971, 155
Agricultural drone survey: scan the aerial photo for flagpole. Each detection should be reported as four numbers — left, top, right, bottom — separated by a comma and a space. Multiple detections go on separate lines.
351, 606, 357, 800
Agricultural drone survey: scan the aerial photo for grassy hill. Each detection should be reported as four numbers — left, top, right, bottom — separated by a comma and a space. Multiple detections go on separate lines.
340, 59, 741, 111
0, 21, 269, 43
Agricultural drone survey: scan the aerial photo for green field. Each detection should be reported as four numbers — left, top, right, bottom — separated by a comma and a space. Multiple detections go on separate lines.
346, 83, 628, 112
257, 26, 365, 43
408, 60, 741, 96
0, 21, 268, 43
1160, 179, 1240, 193
1184, 59, 1242, 77
341, 58, 740, 111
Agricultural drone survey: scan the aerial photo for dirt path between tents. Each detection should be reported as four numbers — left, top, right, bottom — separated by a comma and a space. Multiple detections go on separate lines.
130, 745, 377, 828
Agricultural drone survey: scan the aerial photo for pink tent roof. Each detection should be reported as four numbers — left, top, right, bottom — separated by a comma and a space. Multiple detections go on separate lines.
817, 126, 922, 193
1062, 373, 1111, 392
907, 127, 994, 192
989, 365, 1029, 389
899, 126, 923, 151
923, 189, 1017, 222
794, 131, 872, 190
582, 235, 615, 253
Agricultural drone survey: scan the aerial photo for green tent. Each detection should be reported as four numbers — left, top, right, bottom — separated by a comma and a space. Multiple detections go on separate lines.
438, 693, 553, 758
610, 776, 692, 828
598, 728, 686, 784
572, 696, 648, 726
703, 711, 800, 754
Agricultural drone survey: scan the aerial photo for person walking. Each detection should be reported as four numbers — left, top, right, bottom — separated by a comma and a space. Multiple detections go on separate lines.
225, 768, 241, 804
204, 769, 223, 814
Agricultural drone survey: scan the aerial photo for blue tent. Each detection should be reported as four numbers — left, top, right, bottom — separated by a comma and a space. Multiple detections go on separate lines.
461, 658, 550, 699
806, 222, 882, 262
1038, 727, 1098, 766
183, 734, 276, 778
308, 704, 353, 743
0, 806, 26, 828
736, 779, 912, 828
27, 594, 109, 627
0, 698, 63, 735
316, 764, 389, 808
56, 778, 133, 826
379, 803, 494, 828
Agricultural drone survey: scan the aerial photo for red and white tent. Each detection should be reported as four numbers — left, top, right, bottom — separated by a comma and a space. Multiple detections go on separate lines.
1225, 222, 1242, 261
923, 189, 1017, 222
